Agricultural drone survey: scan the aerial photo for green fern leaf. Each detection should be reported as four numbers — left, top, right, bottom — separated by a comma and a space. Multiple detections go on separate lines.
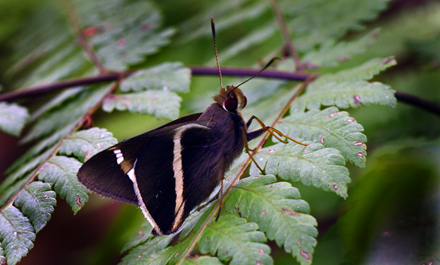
181, 1, 269, 42
21, 85, 111, 143
59, 127, 118, 162
0, 181, 55, 265
13, 181, 56, 233
102, 90, 181, 120
79, 0, 175, 71
120, 223, 153, 253
279, 107, 367, 167
31, 88, 83, 121
302, 29, 379, 68
0, 206, 35, 265
283, 0, 391, 51
0, 102, 29, 136
198, 214, 272, 265
293, 80, 395, 111
251, 143, 350, 198
225, 175, 317, 265
320, 57, 396, 82
0, 146, 56, 202
119, 235, 175, 265
182, 256, 223, 265
38, 156, 89, 214
120, 63, 191, 93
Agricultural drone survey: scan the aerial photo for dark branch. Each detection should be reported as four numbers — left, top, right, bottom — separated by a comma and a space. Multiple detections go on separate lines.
1, 67, 439, 118
0, 71, 135, 101
190, 66, 310, 81
395, 91, 440, 116
0, 67, 310, 101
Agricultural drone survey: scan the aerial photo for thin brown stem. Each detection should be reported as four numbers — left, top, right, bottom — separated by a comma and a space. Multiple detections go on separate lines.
61, 0, 107, 74
0, 67, 311, 101
267, 0, 303, 72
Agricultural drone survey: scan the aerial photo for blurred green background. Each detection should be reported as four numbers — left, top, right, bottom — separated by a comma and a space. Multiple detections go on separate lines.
1, 0, 440, 264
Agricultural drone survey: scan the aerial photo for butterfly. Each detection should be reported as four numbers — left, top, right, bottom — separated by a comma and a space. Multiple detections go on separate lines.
77, 18, 306, 235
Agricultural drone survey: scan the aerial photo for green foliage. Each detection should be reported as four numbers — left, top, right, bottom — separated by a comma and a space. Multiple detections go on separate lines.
103, 90, 182, 119
0, 0, 409, 264
0, 181, 55, 265
181, 256, 223, 265
278, 107, 367, 167
0, 102, 28, 136
225, 175, 317, 265
59, 127, 118, 162
198, 214, 272, 265
120, 63, 191, 93
38, 156, 89, 214
251, 143, 349, 198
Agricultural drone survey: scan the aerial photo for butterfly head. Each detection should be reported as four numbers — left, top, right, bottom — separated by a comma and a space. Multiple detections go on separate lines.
213, 86, 247, 114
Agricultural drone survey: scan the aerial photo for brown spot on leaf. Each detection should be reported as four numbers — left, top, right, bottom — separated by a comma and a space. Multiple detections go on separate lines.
353, 95, 361, 105
325, 111, 341, 118
301, 250, 311, 260
282, 208, 300, 216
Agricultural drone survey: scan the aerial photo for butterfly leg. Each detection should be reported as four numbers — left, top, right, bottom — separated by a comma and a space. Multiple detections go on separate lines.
246, 115, 308, 146
242, 129, 266, 174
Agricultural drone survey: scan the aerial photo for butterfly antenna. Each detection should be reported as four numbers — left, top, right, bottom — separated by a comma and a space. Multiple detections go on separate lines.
211, 17, 224, 90
235, 57, 280, 88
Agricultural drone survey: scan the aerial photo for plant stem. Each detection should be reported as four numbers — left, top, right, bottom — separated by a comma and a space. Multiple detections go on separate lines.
0, 67, 310, 101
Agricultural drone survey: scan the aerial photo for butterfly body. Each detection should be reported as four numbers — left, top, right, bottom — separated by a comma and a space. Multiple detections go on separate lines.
77, 85, 261, 235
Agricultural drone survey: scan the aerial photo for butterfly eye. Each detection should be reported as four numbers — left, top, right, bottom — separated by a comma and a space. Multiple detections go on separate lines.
224, 97, 238, 112
242, 96, 247, 108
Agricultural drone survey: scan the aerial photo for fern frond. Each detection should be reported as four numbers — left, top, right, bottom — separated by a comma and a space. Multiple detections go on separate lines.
13, 181, 57, 234
319, 57, 396, 82
182, 256, 223, 265
279, 107, 367, 167
119, 235, 175, 265
225, 175, 317, 265
0, 181, 55, 265
120, 63, 191, 93
59, 127, 118, 162
291, 57, 396, 112
0, 102, 29, 136
302, 29, 380, 68
0, 206, 35, 265
21, 85, 111, 144
102, 90, 182, 119
251, 143, 350, 198
38, 156, 89, 214
293, 80, 395, 111
198, 214, 272, 265
283, 0, 391, 51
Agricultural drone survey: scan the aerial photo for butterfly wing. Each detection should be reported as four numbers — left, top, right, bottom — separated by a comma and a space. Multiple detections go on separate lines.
133, 122, 224, 234
77, 113, 203, 206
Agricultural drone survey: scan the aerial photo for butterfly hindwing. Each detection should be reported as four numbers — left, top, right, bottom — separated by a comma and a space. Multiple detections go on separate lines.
77, 113, 203, 206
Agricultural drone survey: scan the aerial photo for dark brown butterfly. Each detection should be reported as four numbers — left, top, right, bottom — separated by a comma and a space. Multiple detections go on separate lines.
77, 18, 306, 235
